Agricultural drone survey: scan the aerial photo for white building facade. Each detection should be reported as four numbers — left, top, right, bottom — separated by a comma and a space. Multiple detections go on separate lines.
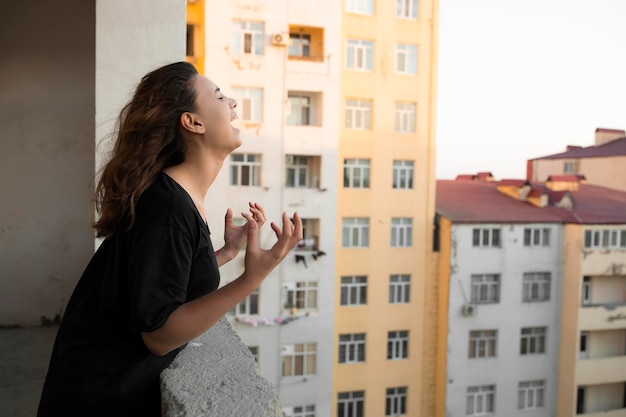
201, 1, 341, 415
446, 222, 563, 417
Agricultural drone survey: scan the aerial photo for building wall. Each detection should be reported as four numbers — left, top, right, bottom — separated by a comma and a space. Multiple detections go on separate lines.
0, 1, 95, 325
435, 216, 452, 417
446, 223, 562, 417
531, 156, 626, 192
201, 1, 340, 415
0, 0, 187, 327
333, 0, 439, 415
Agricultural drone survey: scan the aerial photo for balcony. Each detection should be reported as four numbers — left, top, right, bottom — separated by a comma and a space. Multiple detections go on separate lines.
579, 303, 626, 331
161, 318, 282, 416
577, 356, 626, 385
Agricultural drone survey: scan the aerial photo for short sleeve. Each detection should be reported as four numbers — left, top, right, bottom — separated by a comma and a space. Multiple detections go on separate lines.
127, 224, 194, 332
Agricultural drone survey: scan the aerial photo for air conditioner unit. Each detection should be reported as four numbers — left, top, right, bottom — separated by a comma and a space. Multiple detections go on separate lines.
271, 33, 289, 46
462, 304, 477, 317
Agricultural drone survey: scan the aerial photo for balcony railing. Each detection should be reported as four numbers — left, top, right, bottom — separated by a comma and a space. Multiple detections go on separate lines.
579, 303, 626, 331
160, 318, 282, 416
577, 355, 626, 385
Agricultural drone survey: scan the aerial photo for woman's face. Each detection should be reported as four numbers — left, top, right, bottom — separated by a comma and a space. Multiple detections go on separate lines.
191, 75, 240, 155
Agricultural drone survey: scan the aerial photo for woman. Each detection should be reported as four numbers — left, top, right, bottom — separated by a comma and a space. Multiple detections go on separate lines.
37, 62, 302, 416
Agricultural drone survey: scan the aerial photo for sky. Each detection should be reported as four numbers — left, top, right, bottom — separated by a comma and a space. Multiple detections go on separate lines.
435, 0, 626, 180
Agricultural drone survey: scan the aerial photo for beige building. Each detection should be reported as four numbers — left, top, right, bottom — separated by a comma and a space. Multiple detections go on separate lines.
527, 128, 626, 192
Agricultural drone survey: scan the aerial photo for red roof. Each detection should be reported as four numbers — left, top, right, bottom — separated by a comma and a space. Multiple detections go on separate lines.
436, 179, 626, 224
546, 175, 586, 182
530, 137, 626, 160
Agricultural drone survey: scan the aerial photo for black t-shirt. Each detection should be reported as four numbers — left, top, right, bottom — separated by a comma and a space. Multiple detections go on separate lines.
38, 172, 220, 416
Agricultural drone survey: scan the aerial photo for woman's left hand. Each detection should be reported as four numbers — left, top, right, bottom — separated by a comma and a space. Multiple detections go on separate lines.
219, 202, 266, 263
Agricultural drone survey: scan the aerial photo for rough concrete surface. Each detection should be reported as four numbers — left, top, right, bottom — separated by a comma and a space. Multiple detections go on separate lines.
161, 318, 282, 417
0, 325, 57, 417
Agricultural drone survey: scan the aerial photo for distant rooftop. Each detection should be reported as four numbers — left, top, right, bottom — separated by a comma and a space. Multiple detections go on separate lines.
530, 127, 626, 161
436, 177, 626, 224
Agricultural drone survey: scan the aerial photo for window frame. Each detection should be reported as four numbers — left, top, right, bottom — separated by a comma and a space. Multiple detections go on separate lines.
391, 217, 413, 247
283, 281, 318, 311
392, 160, 414, 189
523, 227, 551, 247
345, 99, 373, 130
346, 39, 374, 71
338, 333, 366, 364
472, 228, 501, 248
520, 327, 547, 355
232, 20, 265, 55
337, 391, 365, 417
229, 289, 260, 316
466, 385, 496, 416
386, 387, 407, 416
342, 217, 370, 248
396, 0, 418, 19
387, 330, 409, 360
395, 43, 418, 75
468, 330, 497, 359
231, 87, 263, 122
518, 380, 545, 410
340, 275, 368, 306
346, 0, 374, 15
343, 158, 371, 188
522, 272, 551, 302
394, 102, 416, 133
389, 274, 411, 304
281, 343, 317, 377
470, 274, 500, 304
230, 153, 262, 186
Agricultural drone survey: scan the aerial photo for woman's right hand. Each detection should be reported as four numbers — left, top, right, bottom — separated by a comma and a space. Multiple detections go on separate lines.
241, 211, 303, 287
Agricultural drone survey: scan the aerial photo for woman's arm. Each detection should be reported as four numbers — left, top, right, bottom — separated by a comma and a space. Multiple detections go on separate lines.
142, 212, 301, 356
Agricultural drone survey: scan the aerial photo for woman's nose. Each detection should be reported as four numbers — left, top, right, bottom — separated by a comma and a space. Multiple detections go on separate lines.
229, 97, 237, 109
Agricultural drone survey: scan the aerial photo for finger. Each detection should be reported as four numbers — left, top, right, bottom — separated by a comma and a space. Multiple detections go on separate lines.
243, 212, 259, 248
224, 208, 233, 226
292, 212, 303, 242
280, 212, 294, 239
271, 221, 281, 238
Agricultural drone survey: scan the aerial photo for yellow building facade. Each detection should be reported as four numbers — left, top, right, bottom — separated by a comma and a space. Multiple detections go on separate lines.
334, 1, 439, 416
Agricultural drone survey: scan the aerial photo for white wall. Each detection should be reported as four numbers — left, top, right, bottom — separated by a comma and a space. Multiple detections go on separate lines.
446, 223, 562, 417
0, 0, 186, 326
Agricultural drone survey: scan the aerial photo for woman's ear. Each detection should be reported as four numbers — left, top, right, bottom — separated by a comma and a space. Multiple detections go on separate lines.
180, 112, 205, 134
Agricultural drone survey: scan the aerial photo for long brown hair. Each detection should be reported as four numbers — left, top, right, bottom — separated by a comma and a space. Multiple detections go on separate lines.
93, 62, 199, 238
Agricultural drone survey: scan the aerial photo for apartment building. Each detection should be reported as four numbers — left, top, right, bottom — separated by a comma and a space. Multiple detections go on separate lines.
188, 1, 341, 415
334, 1, 439, 416
436, 175, 626, 417
188, 1, 439, 415
527, 128, 626, 192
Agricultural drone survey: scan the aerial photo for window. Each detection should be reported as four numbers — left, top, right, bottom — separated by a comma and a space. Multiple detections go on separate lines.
284, 282, 317, 311
186, 25, 196, 57
581, 276, 591, 305
337, 391, 364, 417
341, 276, 368, 306
342, 218, 369, 248
392, 160, 414, 189
397, 0, 418, 19
286, 155, 308, 188
344, 159, 370, 188
283, 404, 316, 417
387, 330, 409, 360
346, 40, 373, 71
391, 218, 413, 247
232, 21, 264, 55
346, 0, 374, 15
386, 387, 407, 416
579, 331, 589, 359
345, 99, 372, 129
396, 43, 418, 75
472, 228, 501, 247
230, 153, 261, 186
466, 385, 495, 416
470, 274, 500, 304
522, 272, 551, 302
281, 343, 317, 377
584, 229, 626, 249
338, 333, 366, 364
564, 161, 574, 174
520, 327, 547, 355
248, 346, 259, 363
229, 290, 259, 315
518, 381, 545, 410
288, 94, 311, 125
289, 33, 311, 58
389, 274, 410, 303
524, 227, 550, 247
231, 87, 263, 122
469, 330, 497, 358
394, 102, 416, 133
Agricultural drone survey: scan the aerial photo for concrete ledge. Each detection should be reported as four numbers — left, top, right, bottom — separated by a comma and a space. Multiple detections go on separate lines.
160, 318, 282, 417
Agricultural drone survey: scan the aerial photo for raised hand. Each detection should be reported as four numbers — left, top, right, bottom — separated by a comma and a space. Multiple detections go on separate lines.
241, 212, 303, 287
218, 202, 266, 264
